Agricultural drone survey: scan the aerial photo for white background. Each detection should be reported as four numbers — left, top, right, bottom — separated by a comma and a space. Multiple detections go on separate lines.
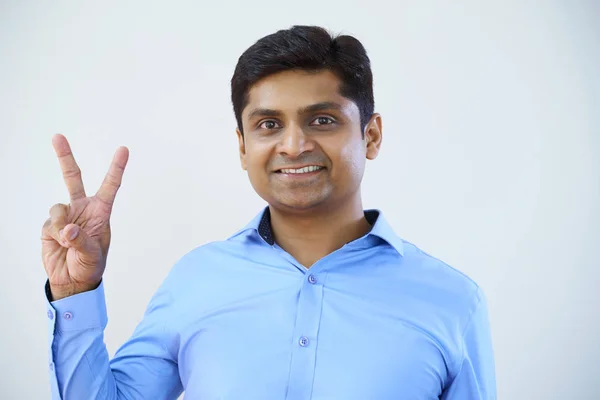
1, 1, 599, 399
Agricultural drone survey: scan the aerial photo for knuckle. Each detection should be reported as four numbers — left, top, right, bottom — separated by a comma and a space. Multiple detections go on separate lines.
49, 203, 69, 222
63, 167, 82, 179
114, 163, 125, 173
49, 203, 66, 213
104, 176, 121, 191
107, 170, 121, 183
49, 203, 59, 214
70, 188, 86, 199
41, 218, 51, 233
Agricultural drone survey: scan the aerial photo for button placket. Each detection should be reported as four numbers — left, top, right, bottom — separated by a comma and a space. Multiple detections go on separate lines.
285, 271, 327, 399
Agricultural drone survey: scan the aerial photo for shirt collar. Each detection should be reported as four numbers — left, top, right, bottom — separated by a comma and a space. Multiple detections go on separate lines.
230, 207, 404, 256
364, 209, 405, 256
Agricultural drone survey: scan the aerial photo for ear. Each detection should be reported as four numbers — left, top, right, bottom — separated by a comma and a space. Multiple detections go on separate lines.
236, 128, 247, 170
364, 113, 383, 160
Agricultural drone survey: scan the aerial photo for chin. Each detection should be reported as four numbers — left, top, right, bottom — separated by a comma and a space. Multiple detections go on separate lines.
270, 195, 329, 212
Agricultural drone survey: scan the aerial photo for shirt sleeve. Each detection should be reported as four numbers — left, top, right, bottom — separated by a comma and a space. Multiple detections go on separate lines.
45, 279, 183, 400
441, 287, 497, 400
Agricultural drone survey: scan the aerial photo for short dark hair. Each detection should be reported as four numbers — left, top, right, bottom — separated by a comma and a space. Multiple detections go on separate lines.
231, 25, 374, 135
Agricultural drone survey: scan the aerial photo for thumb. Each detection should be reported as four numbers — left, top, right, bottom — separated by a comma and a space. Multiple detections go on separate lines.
61, 224, 89, 251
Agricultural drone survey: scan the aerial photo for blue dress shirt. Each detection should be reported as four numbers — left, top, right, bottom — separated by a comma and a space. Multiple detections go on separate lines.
45, 208, 496, 399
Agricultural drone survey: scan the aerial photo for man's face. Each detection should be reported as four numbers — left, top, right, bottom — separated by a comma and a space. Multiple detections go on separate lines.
237, 69, 382, 212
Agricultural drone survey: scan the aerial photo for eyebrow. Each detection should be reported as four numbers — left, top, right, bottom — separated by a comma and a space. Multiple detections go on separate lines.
299, 101, 343, 114
246, 101, 344, 120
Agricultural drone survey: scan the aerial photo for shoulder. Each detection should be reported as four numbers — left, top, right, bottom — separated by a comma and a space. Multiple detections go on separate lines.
402, 240, 479, 293
393, 239, 488, 365
397, 239, 484, 330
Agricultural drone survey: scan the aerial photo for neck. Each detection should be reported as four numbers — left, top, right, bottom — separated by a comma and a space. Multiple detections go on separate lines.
269, 195, 372, 268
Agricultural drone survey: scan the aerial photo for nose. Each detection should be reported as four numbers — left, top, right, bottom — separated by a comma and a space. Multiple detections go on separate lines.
276, 123, 315, 157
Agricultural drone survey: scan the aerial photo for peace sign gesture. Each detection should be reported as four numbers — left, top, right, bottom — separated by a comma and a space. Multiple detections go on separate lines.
41, 134, 129, 301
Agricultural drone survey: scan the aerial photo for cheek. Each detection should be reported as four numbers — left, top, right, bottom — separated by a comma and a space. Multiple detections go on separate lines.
244, 143, 271, 177
336, 143, 367, 179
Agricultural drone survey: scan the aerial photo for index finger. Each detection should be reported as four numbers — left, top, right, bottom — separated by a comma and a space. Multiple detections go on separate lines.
96, 146, 129, 206
52, 134, 86, 201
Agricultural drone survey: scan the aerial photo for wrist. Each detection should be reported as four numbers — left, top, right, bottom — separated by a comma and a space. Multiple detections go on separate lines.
48, 281, 101, 301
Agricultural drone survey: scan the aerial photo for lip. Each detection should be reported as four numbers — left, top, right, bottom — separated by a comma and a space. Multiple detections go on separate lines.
273, 166, 326, 178
273, 164, 325, 172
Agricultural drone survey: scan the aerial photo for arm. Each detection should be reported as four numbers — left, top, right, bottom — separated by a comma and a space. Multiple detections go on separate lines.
441, 288, 497, 399
46, 279, 182, 400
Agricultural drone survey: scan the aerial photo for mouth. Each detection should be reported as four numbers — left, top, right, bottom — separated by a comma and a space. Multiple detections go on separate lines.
275, 165, 326, 176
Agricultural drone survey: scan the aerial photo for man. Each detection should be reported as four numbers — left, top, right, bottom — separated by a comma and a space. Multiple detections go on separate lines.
42, 25, 496, 399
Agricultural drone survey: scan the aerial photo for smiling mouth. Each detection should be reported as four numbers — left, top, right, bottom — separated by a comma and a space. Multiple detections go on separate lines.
276, 165, 325, 174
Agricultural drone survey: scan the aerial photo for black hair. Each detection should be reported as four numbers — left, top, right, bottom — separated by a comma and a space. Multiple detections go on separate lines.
231, 25, 374, 135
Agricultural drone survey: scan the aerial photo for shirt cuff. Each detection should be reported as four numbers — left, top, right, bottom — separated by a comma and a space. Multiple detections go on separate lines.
44, 279, 108, 333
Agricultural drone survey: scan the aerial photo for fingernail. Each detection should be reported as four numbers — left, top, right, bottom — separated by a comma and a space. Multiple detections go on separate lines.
59, 229, 64, 239
69, 226, 79, 240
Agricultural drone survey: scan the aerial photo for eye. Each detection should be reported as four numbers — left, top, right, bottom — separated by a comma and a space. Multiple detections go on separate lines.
310, 116, 335, 126
258, 120, 281, 130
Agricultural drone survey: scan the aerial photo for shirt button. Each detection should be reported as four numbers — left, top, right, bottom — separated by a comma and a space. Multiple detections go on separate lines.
63, 312, 73, 320
299, 336, 309, 347
308, 274, 317, 284
47, 310, 54, 320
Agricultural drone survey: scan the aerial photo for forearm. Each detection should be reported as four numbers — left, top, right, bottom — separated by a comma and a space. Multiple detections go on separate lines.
47, 280, 126, 399
46, 279, 182, 400
51, 328, 123, 399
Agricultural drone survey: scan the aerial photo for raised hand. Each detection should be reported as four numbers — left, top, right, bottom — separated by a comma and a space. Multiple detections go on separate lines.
41, 134, 129, 301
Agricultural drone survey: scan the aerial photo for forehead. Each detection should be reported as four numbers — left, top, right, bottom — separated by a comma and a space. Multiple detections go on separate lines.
243, 69, 358, 117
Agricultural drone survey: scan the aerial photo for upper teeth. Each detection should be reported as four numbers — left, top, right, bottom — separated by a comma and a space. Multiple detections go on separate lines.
280, 166, 322, 174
